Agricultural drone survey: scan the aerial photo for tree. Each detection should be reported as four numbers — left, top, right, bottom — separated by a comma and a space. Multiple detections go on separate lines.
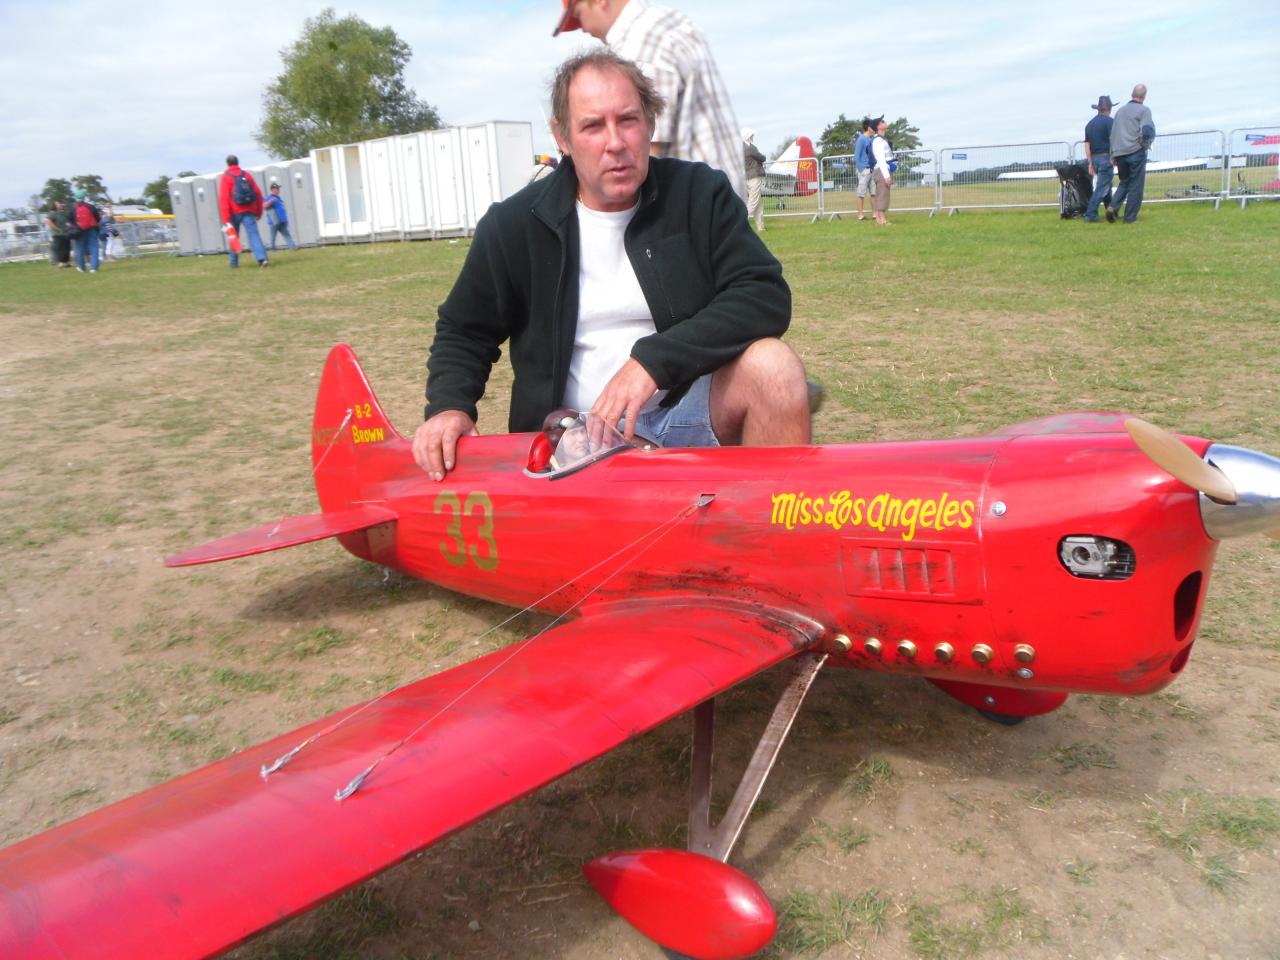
2, 207, 31, 222
71, 174, 110, 203
817, 114, 921, 159
817, 114, 862, 158
137, 171, 198, 214
256, 8, 442, 159
142, 175, 172, 214
39, 178, 74, 212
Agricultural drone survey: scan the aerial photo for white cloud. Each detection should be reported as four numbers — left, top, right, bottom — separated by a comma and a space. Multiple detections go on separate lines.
1, 0, 1276, 209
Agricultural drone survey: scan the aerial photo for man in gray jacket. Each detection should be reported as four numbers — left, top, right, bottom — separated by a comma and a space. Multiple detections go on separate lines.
1106, 84, 1156, 223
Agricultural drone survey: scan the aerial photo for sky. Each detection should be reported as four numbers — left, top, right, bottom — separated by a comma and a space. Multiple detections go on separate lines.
1, 0, 1277, 212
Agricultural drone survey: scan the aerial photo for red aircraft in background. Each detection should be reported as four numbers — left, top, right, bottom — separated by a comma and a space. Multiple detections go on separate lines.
762, 136, 818, 198
3, 344, 1279, 960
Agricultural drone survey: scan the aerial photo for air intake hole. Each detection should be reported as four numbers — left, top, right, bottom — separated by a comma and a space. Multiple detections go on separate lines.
1173, 572, 1203, 643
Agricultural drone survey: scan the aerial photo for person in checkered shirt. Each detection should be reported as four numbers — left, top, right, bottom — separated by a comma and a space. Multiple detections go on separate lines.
554, 0, 746, 202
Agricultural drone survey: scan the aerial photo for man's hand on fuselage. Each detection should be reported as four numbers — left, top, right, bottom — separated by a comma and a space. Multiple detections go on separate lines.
589, 357, 658, 444
413, 410, 479, 481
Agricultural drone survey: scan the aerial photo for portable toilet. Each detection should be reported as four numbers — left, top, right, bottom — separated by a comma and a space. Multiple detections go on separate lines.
281, 159, 320, 247
168, 178, 203, 256
396, 132, 434, 238
311, 146, 346, 242
190, 174, 227, 254
364, 137, 402, 240
461, 121, 536, 228
337, 142, 372, 240
258, 160, 318, 249
427, 127, 469, 237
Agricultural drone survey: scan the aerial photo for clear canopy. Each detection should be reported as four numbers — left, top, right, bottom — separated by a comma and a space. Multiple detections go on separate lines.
531, 412, 657, 477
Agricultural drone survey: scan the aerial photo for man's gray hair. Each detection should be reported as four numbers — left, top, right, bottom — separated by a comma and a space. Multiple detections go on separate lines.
550, 49, 665, 137
1132, 83, 1147, 101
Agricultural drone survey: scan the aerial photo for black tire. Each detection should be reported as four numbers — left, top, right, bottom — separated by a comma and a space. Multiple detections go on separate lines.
978, 709, 1027, 726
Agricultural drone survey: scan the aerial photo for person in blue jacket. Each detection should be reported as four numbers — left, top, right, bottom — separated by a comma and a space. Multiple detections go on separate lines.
854, 117, 876, 222
262, 183, 298, 251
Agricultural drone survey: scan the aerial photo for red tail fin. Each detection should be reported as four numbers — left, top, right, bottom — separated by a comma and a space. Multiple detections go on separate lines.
795, 136, 817, 196
312, 343, 403, 513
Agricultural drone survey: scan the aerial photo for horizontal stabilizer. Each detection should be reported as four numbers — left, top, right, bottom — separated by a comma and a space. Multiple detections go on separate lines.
164, 504, 398, 567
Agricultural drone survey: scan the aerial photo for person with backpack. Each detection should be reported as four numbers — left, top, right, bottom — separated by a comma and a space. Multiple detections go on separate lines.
870, 117, 895, 226
68, 189, 102, 272
217, 154, 268, 268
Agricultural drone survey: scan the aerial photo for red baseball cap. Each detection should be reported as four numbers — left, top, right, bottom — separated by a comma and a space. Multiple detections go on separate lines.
553, 0, 581, 36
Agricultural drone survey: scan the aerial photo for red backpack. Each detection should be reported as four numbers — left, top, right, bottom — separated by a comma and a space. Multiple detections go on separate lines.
75, 202, 99, 230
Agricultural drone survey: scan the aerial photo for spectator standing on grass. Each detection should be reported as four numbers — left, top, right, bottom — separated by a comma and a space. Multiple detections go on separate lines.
99, 204, 116, 262
69, 189, 101, 273
742, 128, 766, 231
854, 116, 875, 222
45, 200, 71, 269
1107, 84, 1155, 224
262, 183, 298, 252
218, 155, 269, 268
870, 117, 894, 226
553, 0, 747, 200
1083, 95, 1115, 222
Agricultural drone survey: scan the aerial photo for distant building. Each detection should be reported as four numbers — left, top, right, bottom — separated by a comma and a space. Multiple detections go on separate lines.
0, 218, 43, 239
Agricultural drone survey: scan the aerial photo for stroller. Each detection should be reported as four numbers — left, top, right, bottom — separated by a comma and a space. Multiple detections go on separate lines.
1056, 162, 1093, 219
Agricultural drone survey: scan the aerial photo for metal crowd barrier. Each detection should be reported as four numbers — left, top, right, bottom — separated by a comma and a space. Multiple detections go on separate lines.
1227, 127, 1280, 205
761, 153, 823, 221
0, 217, 179, 265
1072, 130, 1225, 207
0, 233, 48, 263
940, 141, 1071, 211
819, 150, 940, 219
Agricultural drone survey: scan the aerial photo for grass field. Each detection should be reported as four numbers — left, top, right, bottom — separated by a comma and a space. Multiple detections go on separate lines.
2, 201, 1279, 959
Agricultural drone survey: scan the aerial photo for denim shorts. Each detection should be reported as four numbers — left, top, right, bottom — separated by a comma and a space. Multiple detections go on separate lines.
633, 373, 719, 448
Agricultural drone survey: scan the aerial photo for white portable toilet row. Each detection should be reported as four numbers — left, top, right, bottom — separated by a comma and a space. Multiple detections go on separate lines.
310, 121, 535, 243
169, 120, 535, 254
169, 159, 318, 256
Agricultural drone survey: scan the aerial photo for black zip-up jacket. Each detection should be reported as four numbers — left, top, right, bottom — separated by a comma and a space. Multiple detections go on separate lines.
425, 155, 791, 433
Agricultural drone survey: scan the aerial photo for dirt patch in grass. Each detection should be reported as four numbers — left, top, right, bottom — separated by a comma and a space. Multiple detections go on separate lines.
3, 210, 1279, 959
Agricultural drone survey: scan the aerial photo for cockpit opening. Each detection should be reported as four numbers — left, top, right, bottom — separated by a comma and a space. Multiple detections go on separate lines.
525, 409, 658, 478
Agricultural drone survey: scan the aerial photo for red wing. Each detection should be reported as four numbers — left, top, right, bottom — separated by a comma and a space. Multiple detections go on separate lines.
0, 600, 818, 960
164, 504, 397, 566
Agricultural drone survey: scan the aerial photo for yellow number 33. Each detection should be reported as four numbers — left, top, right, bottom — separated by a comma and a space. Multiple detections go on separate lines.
433, 490, 499, 571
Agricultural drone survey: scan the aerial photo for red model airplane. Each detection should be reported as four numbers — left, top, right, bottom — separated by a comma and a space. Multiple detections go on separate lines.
3, 344, 1278, 960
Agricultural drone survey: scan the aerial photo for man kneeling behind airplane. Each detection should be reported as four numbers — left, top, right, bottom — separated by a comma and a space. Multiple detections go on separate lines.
412, 49, 810, 480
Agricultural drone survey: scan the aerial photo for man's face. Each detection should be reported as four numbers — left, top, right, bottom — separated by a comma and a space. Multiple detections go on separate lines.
554, 64, 652, 212
572, 0, 614, 41
877, 121, 888, 136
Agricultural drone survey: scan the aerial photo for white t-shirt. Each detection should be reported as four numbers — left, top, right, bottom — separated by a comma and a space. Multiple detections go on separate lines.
563, 200, 665, 413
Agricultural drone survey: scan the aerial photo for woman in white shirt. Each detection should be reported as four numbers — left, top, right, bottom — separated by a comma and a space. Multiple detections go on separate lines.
871, 117, 894, 226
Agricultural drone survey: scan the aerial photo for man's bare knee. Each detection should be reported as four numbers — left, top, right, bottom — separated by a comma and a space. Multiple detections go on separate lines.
712, 339, 810, 445
738, 339, 807, 402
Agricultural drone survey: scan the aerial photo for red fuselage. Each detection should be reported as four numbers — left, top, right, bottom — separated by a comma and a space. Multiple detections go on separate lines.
330, 428, 1216, 699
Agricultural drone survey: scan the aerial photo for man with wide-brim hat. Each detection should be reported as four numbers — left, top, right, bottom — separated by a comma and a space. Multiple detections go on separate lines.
1083, 94, 1115, 222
